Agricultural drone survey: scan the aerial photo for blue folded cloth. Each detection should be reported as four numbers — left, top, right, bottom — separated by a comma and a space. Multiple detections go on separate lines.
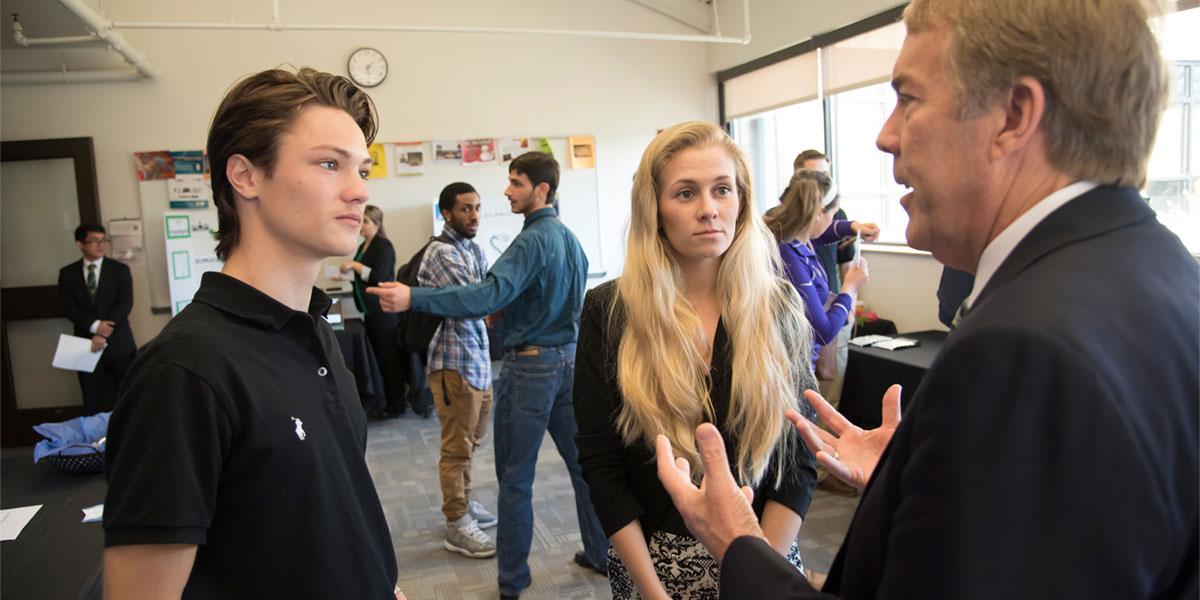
33, 412, 110, 463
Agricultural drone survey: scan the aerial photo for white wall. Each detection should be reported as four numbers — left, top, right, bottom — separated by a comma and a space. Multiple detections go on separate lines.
1, 0, 717, 345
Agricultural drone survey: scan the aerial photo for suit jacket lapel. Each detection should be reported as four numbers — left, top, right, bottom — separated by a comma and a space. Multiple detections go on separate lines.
974, 186, 1154, 309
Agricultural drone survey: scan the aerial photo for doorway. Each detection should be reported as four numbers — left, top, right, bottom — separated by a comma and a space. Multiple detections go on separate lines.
1, 137, 101, 447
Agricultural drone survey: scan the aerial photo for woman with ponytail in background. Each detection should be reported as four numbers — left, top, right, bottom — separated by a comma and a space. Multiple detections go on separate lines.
573, 122, 819, 599
765, 169, 879, 366
341, 205, 407, 417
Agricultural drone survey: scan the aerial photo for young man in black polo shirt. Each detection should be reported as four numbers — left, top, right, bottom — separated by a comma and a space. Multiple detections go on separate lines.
102, 68, 402, 599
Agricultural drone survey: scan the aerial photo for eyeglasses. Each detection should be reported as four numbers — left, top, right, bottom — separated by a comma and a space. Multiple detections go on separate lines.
81, 238, 110, 246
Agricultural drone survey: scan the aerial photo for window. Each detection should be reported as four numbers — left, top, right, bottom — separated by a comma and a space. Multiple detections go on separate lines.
729, 99, 825, 212
727, 6, 1200, 253
1147, 6, 1200, 254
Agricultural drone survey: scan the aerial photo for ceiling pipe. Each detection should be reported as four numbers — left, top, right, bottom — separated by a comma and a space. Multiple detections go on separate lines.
111, 20, 749, 43
11, 15, 97, 46
1, 68, 142, 85
56, 0, 160, 80
111, 0, 751, 44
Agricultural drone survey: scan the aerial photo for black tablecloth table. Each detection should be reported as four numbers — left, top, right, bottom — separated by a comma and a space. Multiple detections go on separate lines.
1, 448, 105, 600
333, 318, 386, 416
839, 329, 948, 429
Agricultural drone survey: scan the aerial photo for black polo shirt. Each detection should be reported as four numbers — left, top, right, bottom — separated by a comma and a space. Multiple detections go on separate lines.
104, 272, 397, 599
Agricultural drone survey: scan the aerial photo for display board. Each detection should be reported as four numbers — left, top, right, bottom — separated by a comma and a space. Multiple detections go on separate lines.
368, 136, 603, 275
138, 137, 604, 310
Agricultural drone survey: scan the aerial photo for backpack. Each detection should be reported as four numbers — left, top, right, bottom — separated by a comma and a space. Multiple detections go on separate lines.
394, 232, 454, 354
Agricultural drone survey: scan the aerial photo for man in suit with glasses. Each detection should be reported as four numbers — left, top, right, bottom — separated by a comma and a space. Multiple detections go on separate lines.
58, 223, 136, 415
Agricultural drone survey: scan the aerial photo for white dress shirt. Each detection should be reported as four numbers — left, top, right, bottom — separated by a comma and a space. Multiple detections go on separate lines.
963, 180, 1100, 312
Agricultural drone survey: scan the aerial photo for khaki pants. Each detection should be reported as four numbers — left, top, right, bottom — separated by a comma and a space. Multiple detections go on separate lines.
429, 369, 493, 522
817, 319, 853, 408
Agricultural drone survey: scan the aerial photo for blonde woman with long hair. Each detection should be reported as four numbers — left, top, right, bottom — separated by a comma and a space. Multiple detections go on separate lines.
573, 122, 818, 599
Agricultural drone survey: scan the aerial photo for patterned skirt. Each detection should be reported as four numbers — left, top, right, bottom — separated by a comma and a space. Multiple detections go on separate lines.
607, 530, 804, 600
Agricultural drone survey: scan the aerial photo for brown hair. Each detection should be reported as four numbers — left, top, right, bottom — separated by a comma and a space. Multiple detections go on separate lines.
363, 205, 386, 239
207, 67, 379, 260
509, 152, 559, 207
792, 149, 827, 171
764, 169, 833, 242
903, 0, 1168, 187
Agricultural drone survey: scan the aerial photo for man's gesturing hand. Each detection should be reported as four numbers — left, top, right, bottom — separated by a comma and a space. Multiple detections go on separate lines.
655, 423, 763, 564
365, 281, 412, 313
789, 384, 902, 490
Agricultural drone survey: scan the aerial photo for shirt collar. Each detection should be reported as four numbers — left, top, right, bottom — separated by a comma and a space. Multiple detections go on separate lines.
441, 224, 468, 244
84, 256, 104, 269
787, 239, 816, 257
192, 271, 332, 330
522, 206, 556, 228
964, 180, 1099, 310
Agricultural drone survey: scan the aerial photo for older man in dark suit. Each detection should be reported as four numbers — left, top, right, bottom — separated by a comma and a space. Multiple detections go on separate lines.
656, 1, 1199, 598
58, 223, 136, 415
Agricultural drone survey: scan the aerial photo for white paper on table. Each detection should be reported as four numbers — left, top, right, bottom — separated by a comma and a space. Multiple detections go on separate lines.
81, 504, 104, 523
873, 337, 920, 351
849, 334, 892, 348
1, 505, 43, 541
51, 334, 104, 373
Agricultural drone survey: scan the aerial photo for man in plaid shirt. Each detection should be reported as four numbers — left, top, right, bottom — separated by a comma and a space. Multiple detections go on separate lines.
418, 182, 499, 559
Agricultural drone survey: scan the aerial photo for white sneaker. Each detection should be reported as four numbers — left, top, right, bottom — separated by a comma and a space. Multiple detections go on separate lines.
468, 500, 498, 529
444, 515, 496, 558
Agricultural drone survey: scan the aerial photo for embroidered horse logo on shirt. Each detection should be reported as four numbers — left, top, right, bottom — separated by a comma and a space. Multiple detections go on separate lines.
291, 417, 307, 441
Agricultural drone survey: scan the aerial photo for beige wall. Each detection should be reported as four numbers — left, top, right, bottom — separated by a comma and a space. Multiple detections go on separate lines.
859, 249, 947, 333
1, 0, 717, 346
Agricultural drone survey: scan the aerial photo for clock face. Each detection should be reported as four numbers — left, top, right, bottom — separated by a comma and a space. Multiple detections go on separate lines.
348, 47, 387, 88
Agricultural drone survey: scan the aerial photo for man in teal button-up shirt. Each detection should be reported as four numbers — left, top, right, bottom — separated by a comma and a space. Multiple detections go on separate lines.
369, 152, 608, 599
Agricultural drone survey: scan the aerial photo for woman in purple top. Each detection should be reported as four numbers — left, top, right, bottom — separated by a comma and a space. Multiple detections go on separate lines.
765, 169, 879, 363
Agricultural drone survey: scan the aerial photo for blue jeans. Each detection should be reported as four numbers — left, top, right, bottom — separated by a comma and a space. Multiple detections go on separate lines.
494, 343, 608, 595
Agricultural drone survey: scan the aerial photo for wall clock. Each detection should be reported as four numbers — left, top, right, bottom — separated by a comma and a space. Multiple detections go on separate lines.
347, 47, 388, 88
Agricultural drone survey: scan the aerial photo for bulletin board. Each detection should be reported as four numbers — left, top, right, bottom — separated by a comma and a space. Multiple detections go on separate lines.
362, 136, 604, 276
136, 137, 604, 311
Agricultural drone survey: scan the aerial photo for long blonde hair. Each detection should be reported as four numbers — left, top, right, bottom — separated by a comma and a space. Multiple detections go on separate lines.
613, 121, 812, 486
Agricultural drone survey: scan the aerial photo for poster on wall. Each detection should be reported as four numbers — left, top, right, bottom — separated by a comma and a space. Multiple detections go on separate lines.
163, 210, 222, 315
534, 138, 554, 157
394, 142, 425, 176
568, 135, 596, 169
168, 176, 211, 209
108, 218, 146, 267
460, 139, 496, 166
133, 151, 175, 180
433, 140, 462, 164
170, 151, 210, 178
498, 137, 532, 163
367, 143, 388, 178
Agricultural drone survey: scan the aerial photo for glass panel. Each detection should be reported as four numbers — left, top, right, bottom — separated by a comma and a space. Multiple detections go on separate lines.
831, 82, 910, 244
733, 99, 826, 212
1191, 101, 1200, 174
1148, 105, 1185, 178
7, 318, 84, 409
1, 158, 83, 288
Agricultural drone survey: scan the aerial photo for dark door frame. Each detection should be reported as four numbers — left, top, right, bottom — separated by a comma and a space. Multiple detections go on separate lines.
1, 137, 101, 447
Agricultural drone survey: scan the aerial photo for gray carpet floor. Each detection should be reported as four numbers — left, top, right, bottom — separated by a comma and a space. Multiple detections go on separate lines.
366, 411, 859, 600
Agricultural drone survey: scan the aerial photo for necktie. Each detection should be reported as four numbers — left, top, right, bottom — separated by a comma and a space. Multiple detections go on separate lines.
87, 264, 97, 300
951, 301, 970, 329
